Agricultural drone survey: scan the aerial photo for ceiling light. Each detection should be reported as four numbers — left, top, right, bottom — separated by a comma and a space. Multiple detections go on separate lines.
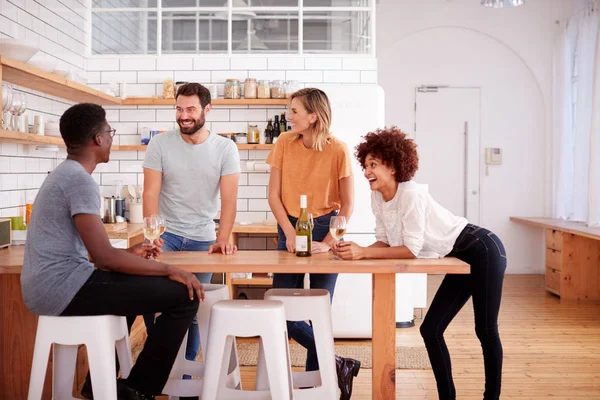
481, 0, 525, 8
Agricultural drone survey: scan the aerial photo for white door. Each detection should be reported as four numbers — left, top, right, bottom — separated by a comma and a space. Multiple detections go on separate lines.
414, 87, 481, 223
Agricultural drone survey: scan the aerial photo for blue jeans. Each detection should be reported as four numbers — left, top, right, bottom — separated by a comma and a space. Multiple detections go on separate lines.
274, 210, 338, 371
143, 231, 214, 365
420, 224, 507, 400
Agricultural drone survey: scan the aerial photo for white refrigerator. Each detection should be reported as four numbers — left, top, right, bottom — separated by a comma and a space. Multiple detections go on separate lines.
313, 84, 427, 338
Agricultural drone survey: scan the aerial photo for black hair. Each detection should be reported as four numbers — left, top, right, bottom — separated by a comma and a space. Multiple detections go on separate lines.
59, 103, 107, 149
176, 82, 211, 108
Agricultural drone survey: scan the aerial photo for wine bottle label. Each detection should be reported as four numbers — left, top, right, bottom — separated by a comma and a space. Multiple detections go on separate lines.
296, 235, 308, 251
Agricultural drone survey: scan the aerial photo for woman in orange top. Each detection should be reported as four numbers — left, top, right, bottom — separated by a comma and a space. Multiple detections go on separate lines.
266, 88, 359, 399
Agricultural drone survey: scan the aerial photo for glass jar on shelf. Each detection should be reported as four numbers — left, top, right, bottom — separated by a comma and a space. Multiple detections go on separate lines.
244, 78, 257, 99
247, 124, 260, 144
257, 80, 270, 99
285, 80, 300, 98
270, 80, 285, 99
224, 79, 241, 99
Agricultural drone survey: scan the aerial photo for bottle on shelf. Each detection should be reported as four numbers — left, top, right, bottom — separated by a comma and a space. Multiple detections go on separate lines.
280, 112, 287, 133
265, 118, 273, 144
295, 194, 312, 257
272, 115, 280, 144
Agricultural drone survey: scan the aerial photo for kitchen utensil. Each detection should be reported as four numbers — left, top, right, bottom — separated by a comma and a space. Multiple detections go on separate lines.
103, 197, 117, 223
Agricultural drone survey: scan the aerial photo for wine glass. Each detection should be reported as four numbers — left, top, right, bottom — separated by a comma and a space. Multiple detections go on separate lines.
143, 216, 160, 260
1, 83, 13, 129
153, 214, 166, 237
329, 216, 347, 260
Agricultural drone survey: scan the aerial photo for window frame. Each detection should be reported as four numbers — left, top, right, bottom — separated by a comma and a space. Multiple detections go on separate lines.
88, 0, 376, 57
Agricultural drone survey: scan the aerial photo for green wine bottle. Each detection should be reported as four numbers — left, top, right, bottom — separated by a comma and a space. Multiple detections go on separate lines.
295, 194, 312, 257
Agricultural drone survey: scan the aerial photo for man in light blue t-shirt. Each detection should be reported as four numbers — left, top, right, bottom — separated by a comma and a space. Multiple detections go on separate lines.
142, 82, 240, 369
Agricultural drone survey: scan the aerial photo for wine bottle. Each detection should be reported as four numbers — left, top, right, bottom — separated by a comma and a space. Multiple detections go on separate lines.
295, 195, 312, 257
280, 112, 287, 132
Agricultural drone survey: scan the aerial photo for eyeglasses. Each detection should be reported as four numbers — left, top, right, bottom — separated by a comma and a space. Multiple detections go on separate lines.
97, 128, 117, 138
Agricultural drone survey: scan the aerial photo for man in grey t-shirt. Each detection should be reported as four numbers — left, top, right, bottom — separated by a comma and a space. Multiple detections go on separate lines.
22, 103, 204, 399
142, 82, 240, 367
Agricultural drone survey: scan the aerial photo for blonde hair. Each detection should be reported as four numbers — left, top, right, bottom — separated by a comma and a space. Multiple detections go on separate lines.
289, 88, 332, 151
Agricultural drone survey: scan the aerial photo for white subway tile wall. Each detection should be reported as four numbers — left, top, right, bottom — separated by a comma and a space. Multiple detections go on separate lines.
0, 0, 87, 216
1, 1, 377, 250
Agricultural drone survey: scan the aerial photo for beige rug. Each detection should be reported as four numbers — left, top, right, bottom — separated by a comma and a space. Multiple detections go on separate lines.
236, 342, 431, 370
133, 334, 430, 370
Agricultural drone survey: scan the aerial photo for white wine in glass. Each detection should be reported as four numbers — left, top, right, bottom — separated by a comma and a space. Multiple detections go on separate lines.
143, 216, 160, 259
329, 216, 347, 259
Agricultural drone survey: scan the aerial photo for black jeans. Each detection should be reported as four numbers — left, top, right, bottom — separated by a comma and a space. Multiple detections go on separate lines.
419, 224, 507, 400
274, 210, 338, 371
61, 270, 199, 395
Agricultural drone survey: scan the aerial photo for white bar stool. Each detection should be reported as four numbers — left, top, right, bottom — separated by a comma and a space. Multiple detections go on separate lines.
259, 288, 338, 400
201, 300, 294, 400
162, 284, 241, 399
27, 315, 132, 400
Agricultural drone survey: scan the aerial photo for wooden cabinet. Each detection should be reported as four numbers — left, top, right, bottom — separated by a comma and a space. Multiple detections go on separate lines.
545, 229, 563, 296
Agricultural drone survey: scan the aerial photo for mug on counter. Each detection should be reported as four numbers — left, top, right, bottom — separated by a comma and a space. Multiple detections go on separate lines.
129, 202, 143, 224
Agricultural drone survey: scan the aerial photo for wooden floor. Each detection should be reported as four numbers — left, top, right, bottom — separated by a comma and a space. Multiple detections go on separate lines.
153, 274, 600, 399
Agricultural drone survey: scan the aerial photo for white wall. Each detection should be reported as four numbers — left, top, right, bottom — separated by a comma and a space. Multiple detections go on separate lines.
0, 0, 88, 217
377, 0, 578, 273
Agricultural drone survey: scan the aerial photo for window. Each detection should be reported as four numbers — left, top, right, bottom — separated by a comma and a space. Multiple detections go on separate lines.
91, 0, 374, 55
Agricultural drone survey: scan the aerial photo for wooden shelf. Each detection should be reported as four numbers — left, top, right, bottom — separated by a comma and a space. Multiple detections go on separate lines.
107, 143, 274, 151
0, 129, 64, 147
0, 56, 121, 106
122, 97, 289, 106
236, 143, 273, 150
231, 276, 274, 286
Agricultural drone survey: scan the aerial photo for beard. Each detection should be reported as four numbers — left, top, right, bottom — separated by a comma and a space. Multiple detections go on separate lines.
177, 114, 206, 135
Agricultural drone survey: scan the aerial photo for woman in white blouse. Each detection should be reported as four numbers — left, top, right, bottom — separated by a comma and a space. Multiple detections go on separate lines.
333, 127, 507, 400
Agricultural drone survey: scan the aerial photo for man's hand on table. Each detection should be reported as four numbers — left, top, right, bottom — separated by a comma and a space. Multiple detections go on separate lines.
208, 241, 238, 255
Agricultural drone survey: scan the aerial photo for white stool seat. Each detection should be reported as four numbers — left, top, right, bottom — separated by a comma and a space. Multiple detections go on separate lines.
28, 315, 132, 400
201, 300, 294, 400
162, 284, 241, 399
261, 288, 338, 400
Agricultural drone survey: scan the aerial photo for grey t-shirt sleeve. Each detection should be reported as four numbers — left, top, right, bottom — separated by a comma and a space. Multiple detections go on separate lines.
63, 173, 101, 217
221, 140, 241, 176
143, 137, 163, 172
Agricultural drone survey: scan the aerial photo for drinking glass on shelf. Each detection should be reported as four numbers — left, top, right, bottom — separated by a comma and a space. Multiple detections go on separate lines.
143, 216, 160, 260
329, 216, 347, 260
1, 83, 13, 130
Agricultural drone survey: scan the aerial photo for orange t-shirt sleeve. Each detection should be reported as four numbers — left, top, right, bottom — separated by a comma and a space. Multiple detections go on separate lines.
266, 137, 284, 169
337, 142, 353, 179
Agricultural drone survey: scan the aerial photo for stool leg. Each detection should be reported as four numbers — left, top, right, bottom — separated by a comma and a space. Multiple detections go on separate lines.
225, 336, 242, 390
201, 333, 228, 400
260, 330, 293, 400
87, 339, 118, 400
116, 336, 133, 379
27, 336, 52, 400
311, 313, 338, 398
52, 344, 79, 400
255, 337, 269, 391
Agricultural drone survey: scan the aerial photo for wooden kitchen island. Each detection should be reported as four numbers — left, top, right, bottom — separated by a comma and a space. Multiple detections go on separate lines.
0, 247, 469, 400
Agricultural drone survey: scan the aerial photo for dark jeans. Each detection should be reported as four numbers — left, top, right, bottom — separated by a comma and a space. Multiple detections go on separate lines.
419, 224, 507, 400
143, 231, 214, 364
274, 210, 338, 371
61, 270, 199, 395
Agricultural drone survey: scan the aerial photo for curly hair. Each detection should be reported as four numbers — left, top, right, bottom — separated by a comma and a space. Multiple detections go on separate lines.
355, 126, 419, 183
